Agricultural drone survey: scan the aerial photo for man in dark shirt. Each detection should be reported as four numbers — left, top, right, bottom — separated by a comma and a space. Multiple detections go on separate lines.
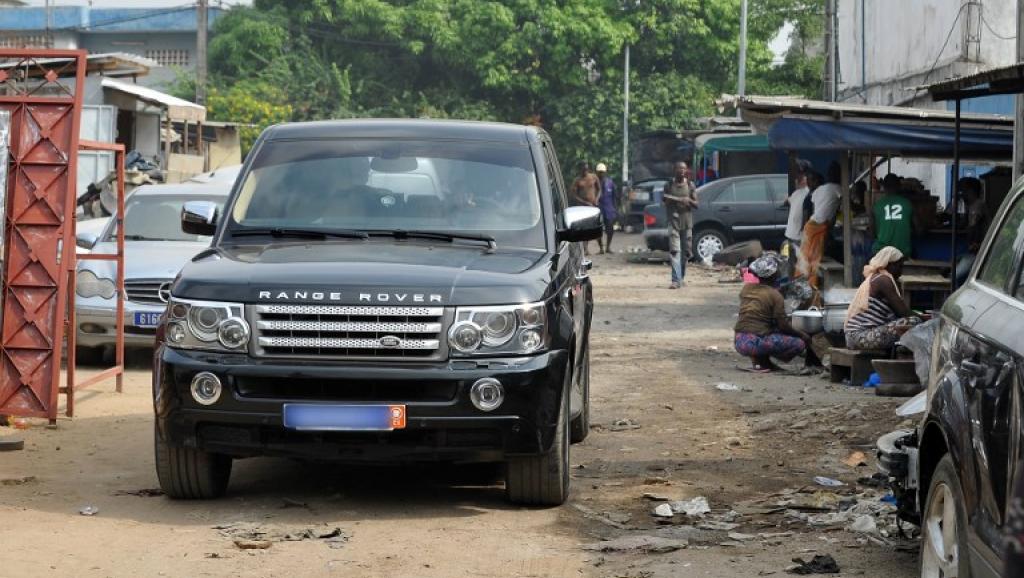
663, 161, 697, 289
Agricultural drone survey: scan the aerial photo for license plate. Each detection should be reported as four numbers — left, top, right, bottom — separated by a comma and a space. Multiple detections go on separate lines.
282, 404, 407, 431
133, 312, 162, 328
633, 191, 650, 201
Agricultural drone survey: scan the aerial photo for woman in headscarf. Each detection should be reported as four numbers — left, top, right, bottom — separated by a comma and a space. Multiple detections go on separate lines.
844, 246, 922, 351
734, 254, 815, 372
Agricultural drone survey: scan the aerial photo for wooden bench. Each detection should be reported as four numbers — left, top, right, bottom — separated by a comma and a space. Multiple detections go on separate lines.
830, 347, 889, 385
900, 274, 951, 311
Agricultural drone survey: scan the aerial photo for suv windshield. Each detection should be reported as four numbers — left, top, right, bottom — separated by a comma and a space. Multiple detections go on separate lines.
228, 139, 546, 250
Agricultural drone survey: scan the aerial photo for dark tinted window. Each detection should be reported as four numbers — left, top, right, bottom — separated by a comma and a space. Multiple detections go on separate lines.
109, 193, 226, 242
731, 179, 769, 203
979, 194, 1024, 293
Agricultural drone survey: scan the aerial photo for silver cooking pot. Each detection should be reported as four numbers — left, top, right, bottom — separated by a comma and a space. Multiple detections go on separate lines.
791, 307, 824, 334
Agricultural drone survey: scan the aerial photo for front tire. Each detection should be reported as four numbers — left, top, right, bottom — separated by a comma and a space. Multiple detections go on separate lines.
505, 377, 570, 506
921, 455, 971, 578
570, 348, 590, 444
154, 426, 232, 499
693, 228, 728, 262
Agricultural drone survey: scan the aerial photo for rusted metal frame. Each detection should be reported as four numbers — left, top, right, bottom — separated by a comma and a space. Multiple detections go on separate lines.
65, 140, 126, 416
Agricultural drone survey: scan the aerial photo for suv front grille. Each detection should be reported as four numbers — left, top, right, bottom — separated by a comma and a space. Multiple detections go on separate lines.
252, 304, 446, 359
125, 279, 171, 304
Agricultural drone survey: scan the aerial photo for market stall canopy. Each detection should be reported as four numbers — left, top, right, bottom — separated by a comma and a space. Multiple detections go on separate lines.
0, 52, 156, 78
719, 95, 1013, 161
923, 62, 1024, 101
101, 77, 205, 123
696, 133, 767, 153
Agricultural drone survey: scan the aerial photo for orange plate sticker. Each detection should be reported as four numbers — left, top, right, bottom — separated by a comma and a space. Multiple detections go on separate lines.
389, 405, 407, 429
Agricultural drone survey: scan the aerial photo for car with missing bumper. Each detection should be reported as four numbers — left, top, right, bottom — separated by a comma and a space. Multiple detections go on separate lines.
154, 119, 600, 506
877, 178, 1024, 577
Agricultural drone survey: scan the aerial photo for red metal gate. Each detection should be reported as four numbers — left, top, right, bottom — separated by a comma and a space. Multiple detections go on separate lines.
0, 50, 86, 421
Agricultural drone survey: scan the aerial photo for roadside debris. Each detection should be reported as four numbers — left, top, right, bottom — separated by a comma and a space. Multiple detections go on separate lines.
582, 535, 687, 554
849, 515, 878, 535
113, 488, 163, 497
671, 496, 711, 517
813, 476, 845, 487
1, 476, 36, 486
0, 437, 24, 452
653, 503, 674, 518
786, 554, 840, 575
610, 418, 642, 432
234, 540, 272, 550
842, 451, 867, 468
214, 523, 349, 549
715, 382, 741, 392
79, 505, 99, 516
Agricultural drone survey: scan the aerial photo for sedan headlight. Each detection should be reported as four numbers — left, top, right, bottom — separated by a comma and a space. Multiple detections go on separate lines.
448, 303, 547, 356
166, 298, 249, 351
76, 270, 116, 299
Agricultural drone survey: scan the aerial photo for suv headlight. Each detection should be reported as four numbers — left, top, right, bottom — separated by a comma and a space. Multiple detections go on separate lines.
448, 303, 547, 356
166, 298, 249, 351
76, 270, 116, 299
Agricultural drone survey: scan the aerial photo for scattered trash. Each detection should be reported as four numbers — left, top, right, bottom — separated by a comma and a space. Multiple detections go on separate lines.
112, 488, 163, 497
786, 554, 840, 575
79, 506, 99, 516
863, 373, 880, 388
706, 346, 720, 353
0, 436, 24, 452
727, 532, 757, 541
582, 536, 687, 554
896, 390, 927, 417
610, 418, 642, 432
715, 382, 741, 392
214, 523, 349, 549
11, 418, 30, 430
573, 504, 632, 529
858, 473, 888, 488
281, 497, 309, 509
670, 496, 711, 517
880, 494, 897, 505
653, 503, 675, 518
233, 540, 272, 550
643, 491, 681, 501
813, 476, 845, 487
849, 515, 878, 535
842, 451, 867, 468
1, 476, 36, 486
204, 552, 225, 559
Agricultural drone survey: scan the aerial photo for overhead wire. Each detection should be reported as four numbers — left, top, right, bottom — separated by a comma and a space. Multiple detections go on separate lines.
921, 2, 972, 85
981, 13, 1015, 40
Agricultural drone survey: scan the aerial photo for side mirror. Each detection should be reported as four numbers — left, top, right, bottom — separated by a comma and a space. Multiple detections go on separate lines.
557, 206, 603, 243
76, 231, 99, 249
181, 201, 219, 236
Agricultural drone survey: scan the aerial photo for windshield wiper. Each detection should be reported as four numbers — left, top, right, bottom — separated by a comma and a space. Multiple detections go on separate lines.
367, 229, 497, 252
230, 227, 369, 240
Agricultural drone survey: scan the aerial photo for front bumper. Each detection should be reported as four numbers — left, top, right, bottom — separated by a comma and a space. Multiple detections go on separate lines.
154, 346, 570, 462
76, 301, 164, 348
876, 428, 920, 524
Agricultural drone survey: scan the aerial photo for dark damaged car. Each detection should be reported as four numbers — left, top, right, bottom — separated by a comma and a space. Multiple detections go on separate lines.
877, 179, 1024, 577
153, 120, 601, 506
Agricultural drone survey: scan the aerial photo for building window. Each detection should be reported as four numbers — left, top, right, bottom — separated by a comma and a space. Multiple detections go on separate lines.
0, 35, 50, 48
145, 49, 190, 68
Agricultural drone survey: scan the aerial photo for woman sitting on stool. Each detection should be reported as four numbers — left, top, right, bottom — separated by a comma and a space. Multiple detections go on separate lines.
844, 246, 922, 351
733, 255, 819, 372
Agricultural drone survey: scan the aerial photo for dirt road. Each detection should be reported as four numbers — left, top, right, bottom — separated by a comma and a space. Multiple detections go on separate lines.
0, 234, 918, 577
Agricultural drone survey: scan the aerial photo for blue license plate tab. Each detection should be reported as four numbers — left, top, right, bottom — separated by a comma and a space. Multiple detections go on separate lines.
133, 312, 162, 328
282, 404, 406, 431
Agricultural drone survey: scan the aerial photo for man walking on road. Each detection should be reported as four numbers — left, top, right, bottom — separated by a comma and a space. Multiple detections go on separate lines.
663, 161, 698, 289
595, 162, 618, 254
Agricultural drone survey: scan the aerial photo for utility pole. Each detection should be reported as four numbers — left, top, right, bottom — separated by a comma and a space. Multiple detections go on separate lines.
44, 0, 52, 48
1015, 0, 1024, 181
823, 0, 835, 101
622, 44, 630, 186
737, 0, 748, 102
196, 0, 208, 106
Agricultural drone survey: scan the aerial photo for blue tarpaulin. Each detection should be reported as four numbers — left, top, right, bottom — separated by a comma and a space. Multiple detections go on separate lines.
766, 117, 1012, 160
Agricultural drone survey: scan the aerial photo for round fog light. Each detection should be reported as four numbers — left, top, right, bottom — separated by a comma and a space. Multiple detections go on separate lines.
190, 372, 222, 406
470, 378, 504, 412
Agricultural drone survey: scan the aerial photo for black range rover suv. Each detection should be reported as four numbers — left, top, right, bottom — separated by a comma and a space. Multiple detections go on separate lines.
153, 120, 601, 506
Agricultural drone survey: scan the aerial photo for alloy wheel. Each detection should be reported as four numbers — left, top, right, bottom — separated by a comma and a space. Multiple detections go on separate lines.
921, 482, 960, 577
697, 234, 725, 261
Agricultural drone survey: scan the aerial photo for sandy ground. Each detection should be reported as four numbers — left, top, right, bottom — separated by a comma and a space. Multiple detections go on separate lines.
0, 233, 919, 578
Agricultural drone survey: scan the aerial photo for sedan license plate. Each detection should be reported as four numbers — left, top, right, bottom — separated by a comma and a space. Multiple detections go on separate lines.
133, 312, 162, 328
282, 404, 407, 431
633, 191, 650, 201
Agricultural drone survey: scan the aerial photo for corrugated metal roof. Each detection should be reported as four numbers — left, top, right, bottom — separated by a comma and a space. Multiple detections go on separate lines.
102, 77, 205, 122
718, 94, 1013, 124
0, 52, 156, 77
922, 62, 1024, 101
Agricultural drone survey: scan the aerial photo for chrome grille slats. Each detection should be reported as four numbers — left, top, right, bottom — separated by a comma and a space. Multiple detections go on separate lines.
251, 303, 446, 359
125, 278, 171, 304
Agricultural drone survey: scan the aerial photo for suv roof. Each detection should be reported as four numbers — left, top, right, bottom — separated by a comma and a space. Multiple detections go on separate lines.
264, 119, 541, 144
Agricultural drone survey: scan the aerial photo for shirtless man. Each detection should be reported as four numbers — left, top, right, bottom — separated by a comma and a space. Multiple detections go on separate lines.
571, 161, 601, 254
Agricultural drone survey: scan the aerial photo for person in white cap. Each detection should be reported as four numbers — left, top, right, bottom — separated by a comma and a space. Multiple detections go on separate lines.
595, 162, 618, 253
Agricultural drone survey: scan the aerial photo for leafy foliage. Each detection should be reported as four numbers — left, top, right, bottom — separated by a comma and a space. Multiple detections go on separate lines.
201, 0, 823, 173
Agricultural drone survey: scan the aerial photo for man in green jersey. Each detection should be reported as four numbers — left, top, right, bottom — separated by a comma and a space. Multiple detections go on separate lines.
871, 173, 914, 256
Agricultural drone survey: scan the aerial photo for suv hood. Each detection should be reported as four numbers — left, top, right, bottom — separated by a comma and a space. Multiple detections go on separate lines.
173, 241, 554, 306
